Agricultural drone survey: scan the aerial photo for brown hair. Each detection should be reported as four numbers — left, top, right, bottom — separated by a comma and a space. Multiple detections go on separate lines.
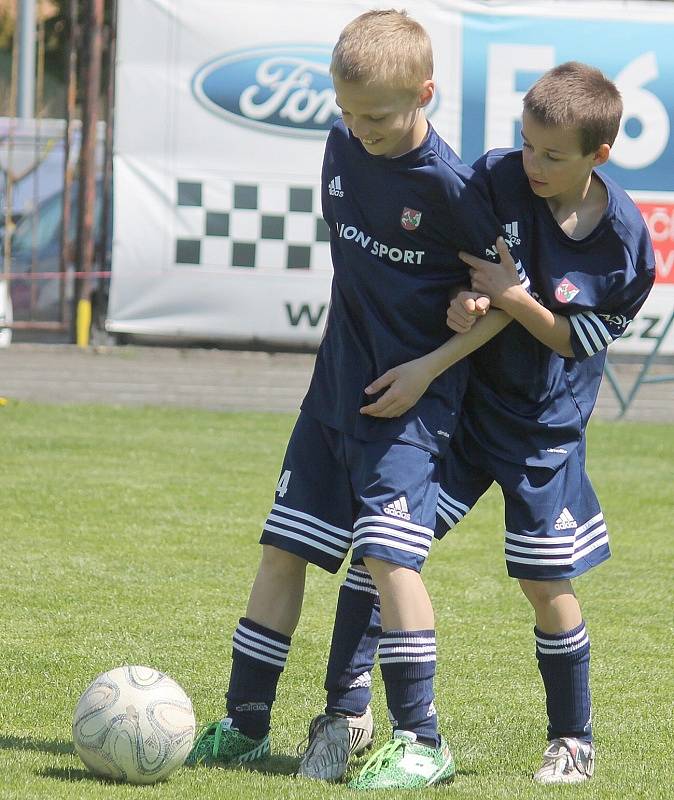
523, 62, 623, 154
331, 9, 433, 92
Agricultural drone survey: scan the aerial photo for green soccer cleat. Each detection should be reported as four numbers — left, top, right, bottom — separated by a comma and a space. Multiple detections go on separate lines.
347, 730, 455, 790
185, 718, 270, 767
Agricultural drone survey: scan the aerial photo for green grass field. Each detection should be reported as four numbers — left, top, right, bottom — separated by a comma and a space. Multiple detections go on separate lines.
1, 402, 672, 799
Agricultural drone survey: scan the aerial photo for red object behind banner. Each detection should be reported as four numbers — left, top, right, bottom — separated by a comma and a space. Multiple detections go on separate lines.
636, 201, 674, 284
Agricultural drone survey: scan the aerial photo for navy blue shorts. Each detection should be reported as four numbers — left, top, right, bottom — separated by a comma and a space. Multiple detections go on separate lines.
259, 411, 439, 573
435, 425, 610, 580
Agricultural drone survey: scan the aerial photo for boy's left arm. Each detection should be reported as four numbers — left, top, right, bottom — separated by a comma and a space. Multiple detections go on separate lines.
463, 236, 656, 361
462, 237, 575, 357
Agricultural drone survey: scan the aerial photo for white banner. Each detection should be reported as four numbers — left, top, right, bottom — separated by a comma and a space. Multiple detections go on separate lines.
108, 0, 674, 353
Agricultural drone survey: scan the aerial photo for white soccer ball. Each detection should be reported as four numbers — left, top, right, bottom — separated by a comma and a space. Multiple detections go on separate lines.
72, 665, 196, 784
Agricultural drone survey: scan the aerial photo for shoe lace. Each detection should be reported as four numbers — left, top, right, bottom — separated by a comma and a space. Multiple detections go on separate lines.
296, 715, 327, 757
212, 720, 226, 757
356, 737, 406, 779
542, 739, 582, 774
295, 734, 309, 758
188, 721, 221, 761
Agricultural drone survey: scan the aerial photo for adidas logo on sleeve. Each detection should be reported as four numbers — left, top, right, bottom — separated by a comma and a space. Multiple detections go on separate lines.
503, 221, 521, 246
383, 496, 411, 521
554, 507, 577, 530
328, 175, 344, 197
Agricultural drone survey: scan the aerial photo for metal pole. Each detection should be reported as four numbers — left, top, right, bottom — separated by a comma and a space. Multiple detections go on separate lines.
17, 0, 36, 119
60, 0, 79, 331
30, 2, 46, 315
3, 2, 20, 277
0, 1, 20, 346
75, 0, 104, 347
99, 0, 118, 294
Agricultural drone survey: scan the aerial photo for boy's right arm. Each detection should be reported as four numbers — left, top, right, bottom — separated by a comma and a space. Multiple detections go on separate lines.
359, 308, 511, 418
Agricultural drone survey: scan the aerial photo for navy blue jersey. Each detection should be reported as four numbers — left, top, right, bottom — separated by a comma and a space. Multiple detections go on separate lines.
301, 120, 503, 456
464, 149, 655, 467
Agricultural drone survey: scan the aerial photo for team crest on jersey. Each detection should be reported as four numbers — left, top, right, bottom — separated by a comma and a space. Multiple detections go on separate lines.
401, 207, 422, 230
555, 277, 581, 304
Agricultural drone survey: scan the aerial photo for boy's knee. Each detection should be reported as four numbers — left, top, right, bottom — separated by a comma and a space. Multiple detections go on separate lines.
260, 544, 308, 576
362, 556, 393, 574
362, 558, 421, 588
519, 578, 575, 608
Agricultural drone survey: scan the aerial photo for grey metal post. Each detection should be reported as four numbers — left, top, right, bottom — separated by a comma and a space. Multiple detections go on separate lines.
18, 0, 37, 119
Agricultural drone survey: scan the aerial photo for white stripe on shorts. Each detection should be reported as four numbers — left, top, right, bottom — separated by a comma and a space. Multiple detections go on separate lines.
355, 515, 434, 537
504, 514, 607, 566
264, 504, 352, 560
269, 504, 352, 543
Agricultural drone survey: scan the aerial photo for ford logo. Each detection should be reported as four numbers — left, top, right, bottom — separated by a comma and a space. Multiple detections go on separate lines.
192, 45, 339, 138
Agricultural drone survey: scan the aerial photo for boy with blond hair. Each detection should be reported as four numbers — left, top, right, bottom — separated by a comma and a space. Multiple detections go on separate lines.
301, 62, 654, 786
186, 9, 507, 789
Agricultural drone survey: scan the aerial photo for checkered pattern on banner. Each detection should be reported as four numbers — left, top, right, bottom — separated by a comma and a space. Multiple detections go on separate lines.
175, 180, 332, 271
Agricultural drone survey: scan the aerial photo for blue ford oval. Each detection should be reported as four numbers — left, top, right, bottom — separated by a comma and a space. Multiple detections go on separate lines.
192, 45, 339, 138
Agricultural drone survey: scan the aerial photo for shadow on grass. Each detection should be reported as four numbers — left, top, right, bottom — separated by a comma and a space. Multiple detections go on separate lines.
186, 754, 300, 777
3, 736, 478, 782
245, 754, 300, 776
38, 766, 106, 784
225, 754, 477, 780
0, 734, 75, 756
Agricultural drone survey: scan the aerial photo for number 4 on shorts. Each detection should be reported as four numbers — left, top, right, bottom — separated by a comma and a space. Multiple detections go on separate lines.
276, 470, 292, 497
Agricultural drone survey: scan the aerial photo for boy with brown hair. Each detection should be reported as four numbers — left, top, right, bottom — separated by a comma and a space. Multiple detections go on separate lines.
187, 9, 507, 790
301, 61, 654, 786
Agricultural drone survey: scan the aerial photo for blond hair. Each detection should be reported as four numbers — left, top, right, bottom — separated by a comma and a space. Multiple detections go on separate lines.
524, 62, 623, 154
331, 9, 433, 92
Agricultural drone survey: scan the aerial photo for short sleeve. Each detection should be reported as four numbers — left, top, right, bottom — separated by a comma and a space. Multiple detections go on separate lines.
457, 173, 504, 262
321, 131, 336, 227
471, 151, 530, 288
569, 266, 655, 360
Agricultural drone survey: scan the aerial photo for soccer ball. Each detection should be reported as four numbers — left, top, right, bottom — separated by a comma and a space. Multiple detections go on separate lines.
72, 665, 196, 784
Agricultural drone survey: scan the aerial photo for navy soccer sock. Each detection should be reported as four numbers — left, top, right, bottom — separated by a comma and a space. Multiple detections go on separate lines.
535, 621, 592, 742
379, 629, 438, 747
225, 617, 290, 739
325, 566, 381, 716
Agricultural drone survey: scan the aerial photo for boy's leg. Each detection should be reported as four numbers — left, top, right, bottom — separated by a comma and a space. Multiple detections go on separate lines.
348, 557, 455, 790
497, 443, 606, 784
320, 425, 489, 719
520, 578, 594, 784
188, 413, 355, 767
187, 544, 301, 767
224, 546, 306, 741
324, 566, 381, 716
299, 556, 440, 784
364, 557, 438, 742
297, 566, 379, 781
519, 578, 591, 737
304, 430, 491, 784
346, 438, 454, 790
